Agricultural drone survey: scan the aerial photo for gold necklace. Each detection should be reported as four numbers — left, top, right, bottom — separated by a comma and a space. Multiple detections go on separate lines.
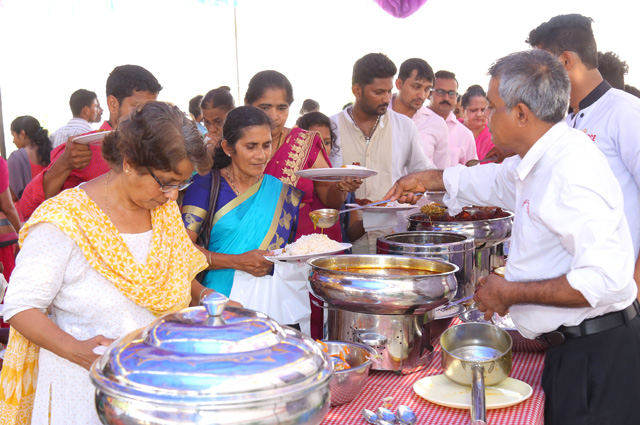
348, 107, 381, 145
226, 167, 263, 195
226, 167, 240, 195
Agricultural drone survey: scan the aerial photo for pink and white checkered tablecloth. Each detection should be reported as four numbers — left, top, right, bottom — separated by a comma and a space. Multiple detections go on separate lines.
322, 324, 546, 425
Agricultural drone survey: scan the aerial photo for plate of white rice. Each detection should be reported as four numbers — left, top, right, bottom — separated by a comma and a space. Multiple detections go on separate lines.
265, 234, 351, 262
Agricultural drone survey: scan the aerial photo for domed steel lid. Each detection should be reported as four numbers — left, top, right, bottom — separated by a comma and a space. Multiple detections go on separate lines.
90, 292, 333, 405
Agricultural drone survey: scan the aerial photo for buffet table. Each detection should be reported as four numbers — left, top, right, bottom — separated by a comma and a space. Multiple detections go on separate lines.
322, 326, 546, 425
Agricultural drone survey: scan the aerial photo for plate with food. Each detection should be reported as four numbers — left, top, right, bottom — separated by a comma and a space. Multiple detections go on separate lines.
72, 130, 114, 145
294, 165, 377, 182
265, 234, 351, 262
345, 201, 418, 212
413, 374, 533, 410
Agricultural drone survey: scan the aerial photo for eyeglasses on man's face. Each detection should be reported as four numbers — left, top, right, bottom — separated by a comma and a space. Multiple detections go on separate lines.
431, 88, 458, 98
146, 167, 194, 192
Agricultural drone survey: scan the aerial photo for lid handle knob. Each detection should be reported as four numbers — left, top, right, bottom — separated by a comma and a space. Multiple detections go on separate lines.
201, 291, 229, 317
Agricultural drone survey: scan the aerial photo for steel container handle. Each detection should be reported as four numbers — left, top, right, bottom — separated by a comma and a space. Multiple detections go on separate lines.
471, 363, 487, 424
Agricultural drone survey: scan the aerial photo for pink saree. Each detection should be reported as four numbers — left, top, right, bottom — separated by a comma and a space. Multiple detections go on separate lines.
264, 127, 342, 243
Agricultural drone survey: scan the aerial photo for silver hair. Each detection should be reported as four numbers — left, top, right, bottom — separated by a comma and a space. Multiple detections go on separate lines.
488, 50, 570, 123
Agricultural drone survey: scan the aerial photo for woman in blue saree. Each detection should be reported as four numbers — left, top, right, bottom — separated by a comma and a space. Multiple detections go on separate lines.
181, 106, 302, 299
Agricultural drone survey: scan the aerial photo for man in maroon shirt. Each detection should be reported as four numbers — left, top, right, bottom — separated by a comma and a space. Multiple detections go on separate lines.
19, 65, 162, 219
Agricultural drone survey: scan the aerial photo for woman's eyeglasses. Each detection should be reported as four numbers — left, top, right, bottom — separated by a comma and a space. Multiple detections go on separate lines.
147, 167, 194, 192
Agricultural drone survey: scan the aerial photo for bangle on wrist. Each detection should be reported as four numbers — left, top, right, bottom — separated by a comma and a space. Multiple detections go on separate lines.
207, 250, 212, 266
199, 287, 210, 305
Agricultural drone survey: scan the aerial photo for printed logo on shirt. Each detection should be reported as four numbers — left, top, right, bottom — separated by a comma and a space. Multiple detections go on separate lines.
582, 128, 596, 142
522, 199, 530, 216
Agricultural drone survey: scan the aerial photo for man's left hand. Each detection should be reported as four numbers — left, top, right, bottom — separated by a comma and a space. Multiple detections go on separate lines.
474, 274, 511, 321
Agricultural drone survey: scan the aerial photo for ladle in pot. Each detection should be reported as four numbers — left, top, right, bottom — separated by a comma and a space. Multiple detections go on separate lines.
440, 323, 513, 425
309, 199, 393, 228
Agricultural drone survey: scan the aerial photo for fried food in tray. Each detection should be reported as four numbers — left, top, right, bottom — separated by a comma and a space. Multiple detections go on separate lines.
419, 205, 510, 222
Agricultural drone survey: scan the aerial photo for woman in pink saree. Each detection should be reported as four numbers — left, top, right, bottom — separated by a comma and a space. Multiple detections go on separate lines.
245, 71, 361, 339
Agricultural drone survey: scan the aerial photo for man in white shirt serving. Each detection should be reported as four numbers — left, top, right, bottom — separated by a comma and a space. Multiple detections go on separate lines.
384, 49, 640, 425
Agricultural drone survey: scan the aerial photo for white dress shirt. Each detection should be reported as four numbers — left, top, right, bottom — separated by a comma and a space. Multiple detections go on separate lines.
388, 96, 450, 169
444, 110, 478, 166
49, 118, 94, 148
566, 83, 640, 258
443, 121, 637, 339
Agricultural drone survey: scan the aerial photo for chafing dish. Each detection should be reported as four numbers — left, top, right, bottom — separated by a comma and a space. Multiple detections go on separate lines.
91, 292, 333, 425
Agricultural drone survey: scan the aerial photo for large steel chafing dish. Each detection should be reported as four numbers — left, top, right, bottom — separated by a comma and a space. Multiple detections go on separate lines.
408, 209, 513, 285
377, 231, 474, 301
308, 255, 458, 373
91, 292, 333, 425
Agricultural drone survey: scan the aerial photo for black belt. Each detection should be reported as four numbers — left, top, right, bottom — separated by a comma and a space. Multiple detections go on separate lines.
542, 299, 640, 347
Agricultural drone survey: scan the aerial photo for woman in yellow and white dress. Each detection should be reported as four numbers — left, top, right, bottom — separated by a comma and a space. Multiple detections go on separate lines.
0, 102, 234, 425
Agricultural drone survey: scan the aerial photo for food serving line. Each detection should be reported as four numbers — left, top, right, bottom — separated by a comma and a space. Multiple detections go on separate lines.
321, 319, 546, 425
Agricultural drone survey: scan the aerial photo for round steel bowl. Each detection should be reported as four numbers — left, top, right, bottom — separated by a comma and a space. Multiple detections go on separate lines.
407, 210, 514, 249
322, 341, 376, 406
307, 255, 458, 315
460, 308, 549, 352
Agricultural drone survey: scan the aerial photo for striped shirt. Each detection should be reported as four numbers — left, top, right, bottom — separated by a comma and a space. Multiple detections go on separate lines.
49, 118, 94, 148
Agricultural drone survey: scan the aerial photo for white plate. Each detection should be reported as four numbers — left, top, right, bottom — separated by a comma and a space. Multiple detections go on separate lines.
265, 243, 352, 262
345, 203, 418, 212
72, 130, 113, 145
413, 374, 533, 410
294, 167, 377, 182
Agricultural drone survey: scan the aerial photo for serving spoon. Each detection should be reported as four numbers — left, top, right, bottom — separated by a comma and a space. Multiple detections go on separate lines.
309, 197, 414, 229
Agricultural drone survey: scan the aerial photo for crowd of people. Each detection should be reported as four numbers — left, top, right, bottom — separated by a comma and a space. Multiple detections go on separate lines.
0, 12, 639, 425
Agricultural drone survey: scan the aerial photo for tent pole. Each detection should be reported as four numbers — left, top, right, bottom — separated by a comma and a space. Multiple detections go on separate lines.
234, 4, 240, 103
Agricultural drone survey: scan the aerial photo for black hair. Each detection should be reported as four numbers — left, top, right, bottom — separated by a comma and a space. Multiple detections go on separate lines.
189, 95, 203, 118
300, 99, 320, 115
10, 116, 53, 166
342, 102, 353, 110
435, 70, 459, 87
398, 58, 434, 83
102, 101, 211, 174
106, 65, 163, 105
69, 89, 97, 117
597, 51, 628, 90
352, 53, 397, 86
625, 85, 640, 99
461, 84, 487, 109
296, 112, 338, 156
526, 14, 598, 69
213, 106, 271, 169
201, 87, 235, 111
245, 70, 294, 106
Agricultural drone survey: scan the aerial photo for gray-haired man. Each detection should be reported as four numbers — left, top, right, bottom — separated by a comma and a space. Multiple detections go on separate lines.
384, 49, 640, 425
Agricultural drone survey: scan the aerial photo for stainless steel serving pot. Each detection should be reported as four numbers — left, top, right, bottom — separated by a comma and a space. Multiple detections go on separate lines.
309, 255, 458, 373
407, 210, 513, 286
90, 292, 333, 425
307, 255, 458, 315
377, 231, 474, 302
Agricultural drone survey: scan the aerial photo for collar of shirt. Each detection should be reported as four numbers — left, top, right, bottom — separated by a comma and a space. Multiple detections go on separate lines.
343, 107, 387, 130
445, 110, 459, 124
568, 80, 612, 115
516, 121, 569, 181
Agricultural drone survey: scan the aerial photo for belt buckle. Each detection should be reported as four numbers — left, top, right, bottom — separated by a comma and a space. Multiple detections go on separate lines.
543, 331, 565, 346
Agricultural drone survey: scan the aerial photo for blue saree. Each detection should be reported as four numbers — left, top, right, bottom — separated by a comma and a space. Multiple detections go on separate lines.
182, 173, 302, 295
